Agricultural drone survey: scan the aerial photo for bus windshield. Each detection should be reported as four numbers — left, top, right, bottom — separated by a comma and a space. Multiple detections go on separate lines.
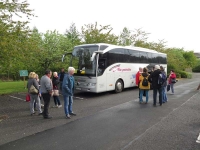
72, 45, 99, 77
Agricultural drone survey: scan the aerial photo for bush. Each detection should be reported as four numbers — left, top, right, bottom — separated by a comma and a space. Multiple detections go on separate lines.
192, 65, 200, 72
176, 73, 181, 78
187, 73, 192, 79
178, 71, 192, 78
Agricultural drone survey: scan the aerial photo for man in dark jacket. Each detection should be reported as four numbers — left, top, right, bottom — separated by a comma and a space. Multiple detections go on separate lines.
59, 68, 65, 91
148, 65, 162, 106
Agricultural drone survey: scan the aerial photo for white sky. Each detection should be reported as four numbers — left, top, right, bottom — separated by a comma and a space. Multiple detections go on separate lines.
27, 0, 200, 52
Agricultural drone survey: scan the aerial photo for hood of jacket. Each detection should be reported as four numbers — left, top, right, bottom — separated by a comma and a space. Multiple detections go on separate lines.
141, 72, 148, 77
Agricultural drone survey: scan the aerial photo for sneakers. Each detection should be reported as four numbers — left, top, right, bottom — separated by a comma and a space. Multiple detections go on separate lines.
52, 105, 58, 108
66, 115, 71, 119
31, 112, 35, 116
38, 113, 43, 115
69, 112, 76, 116
44, 116, 52, 119
57, 105, 62, 108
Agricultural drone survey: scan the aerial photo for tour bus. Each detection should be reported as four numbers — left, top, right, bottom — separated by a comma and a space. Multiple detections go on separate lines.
62, 43, 167, 93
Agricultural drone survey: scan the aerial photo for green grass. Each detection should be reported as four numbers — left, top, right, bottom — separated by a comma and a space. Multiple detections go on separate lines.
0, 81, 28, 95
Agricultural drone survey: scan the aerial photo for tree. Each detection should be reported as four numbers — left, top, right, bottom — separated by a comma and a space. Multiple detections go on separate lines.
81, 22, 118, 44
0, 0, 35, 79
65, 22, 81, 47
183, 51, 197, 68
131, 28, 150, 46
118, 27, 132, 46
166, 48, 187, 73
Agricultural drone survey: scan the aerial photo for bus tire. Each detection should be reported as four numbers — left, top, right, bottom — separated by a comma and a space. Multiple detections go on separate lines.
115, 79, 123, 93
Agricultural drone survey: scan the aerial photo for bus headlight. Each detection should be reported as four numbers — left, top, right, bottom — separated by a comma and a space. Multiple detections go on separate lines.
87, 83, 96, 86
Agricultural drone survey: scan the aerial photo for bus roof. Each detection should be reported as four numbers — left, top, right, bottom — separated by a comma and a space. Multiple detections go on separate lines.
74, 43, 166, 55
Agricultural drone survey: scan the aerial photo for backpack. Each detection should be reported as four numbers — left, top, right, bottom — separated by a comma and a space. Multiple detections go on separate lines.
158, 72, 166, 85
142, 76, 149, 86
171, 78, 176, 83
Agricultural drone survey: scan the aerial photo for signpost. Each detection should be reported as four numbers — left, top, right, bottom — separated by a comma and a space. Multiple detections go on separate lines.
19, 70, 28, 89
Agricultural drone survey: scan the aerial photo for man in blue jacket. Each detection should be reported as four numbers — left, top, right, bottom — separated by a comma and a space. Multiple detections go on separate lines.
62, 67, 76, 119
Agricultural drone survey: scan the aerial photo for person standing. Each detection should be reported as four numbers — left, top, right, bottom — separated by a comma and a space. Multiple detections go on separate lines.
168, 70, 176, 94
27, 72, 42, 115
139, 67, 150, 104
59, 68, 65, 92
148, 65, 162, 106
62, 67, 76, 119
136, 67, 143, 98
40, 69, 53, 119
160, 66, 168, 103
52, 72, 62, 108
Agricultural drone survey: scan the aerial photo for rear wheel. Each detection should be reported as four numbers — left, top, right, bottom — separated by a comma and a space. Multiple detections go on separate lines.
115, 79, 123, 93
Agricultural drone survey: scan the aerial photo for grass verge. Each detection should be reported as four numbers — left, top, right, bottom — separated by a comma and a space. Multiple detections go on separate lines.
0, 81, 27, 95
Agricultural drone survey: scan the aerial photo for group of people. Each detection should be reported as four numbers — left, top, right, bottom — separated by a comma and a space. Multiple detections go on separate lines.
136, 65, 177, 106
27, 67, 76, 119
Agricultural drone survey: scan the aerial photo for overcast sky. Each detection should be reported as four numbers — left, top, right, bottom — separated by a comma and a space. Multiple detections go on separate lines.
28, 0, 200, 52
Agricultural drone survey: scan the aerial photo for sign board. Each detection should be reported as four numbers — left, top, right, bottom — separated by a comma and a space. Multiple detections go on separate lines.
19, 70, 28, 77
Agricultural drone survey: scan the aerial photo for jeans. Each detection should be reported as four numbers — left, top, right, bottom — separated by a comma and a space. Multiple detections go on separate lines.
42, 93, 51, 117
170, 83, 175, 93
139, 89, 149, 103
60, 82, 63, 91
63, 95, 73, 115
162, 86, 168, 102
53, 96, 61, 106
30, 94, 42, 114
153, 87, 162, 105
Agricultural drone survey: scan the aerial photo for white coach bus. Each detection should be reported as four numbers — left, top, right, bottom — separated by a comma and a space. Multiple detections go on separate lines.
62, 43, 167, 93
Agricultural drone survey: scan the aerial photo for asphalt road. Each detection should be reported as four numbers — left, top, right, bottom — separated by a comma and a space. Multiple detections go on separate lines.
1, 74, 200, 150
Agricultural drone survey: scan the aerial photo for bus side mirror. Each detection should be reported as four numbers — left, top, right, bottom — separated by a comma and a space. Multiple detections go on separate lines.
90, 51, 103, 61
62, 52, 72, 62
90, 53, 96, 61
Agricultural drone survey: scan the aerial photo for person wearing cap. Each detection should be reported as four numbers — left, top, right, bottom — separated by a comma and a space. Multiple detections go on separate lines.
148, 65, 163, 106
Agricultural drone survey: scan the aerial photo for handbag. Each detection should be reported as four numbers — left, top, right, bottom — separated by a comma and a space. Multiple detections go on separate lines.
171, 78, 176, 83
167, 84, 170, 92
29, 85, 38, 94
53, 90, 59, 96
26, 94, 30, 102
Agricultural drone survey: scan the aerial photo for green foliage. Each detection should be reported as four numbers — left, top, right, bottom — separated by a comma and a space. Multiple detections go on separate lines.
192, 65, 200, 72
175, 73, 181, 78
0, 0, 35, 79
166, 48, 187, 72
167, 64, 176, 74
118, 27, 132, 46
81, 22, 118, 44
187, 73, 192, 79
183, 51, 197, 68
65, 22, 81, 47
177, 71, 192, 78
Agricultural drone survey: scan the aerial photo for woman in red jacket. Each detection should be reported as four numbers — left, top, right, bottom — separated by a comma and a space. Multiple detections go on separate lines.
136, 67, 143, 98
168, 70, 176, 94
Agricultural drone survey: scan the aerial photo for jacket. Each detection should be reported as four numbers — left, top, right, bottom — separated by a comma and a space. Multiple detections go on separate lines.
136, 71, 142, 86
40, 75, 53, 94
27, 78, 39, 94
169, 73, 176, 84
52, 76, 60, 90
139, 73, 150, 90
148, 69, 162, 88
161, 70, 167, 87
62, 73, 75, 96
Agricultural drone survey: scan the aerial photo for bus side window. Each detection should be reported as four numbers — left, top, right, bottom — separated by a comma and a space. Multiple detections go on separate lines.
98, 59, 106, 76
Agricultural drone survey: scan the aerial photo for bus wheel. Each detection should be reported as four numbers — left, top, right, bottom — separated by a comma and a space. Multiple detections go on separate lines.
115, 79, 123, 93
